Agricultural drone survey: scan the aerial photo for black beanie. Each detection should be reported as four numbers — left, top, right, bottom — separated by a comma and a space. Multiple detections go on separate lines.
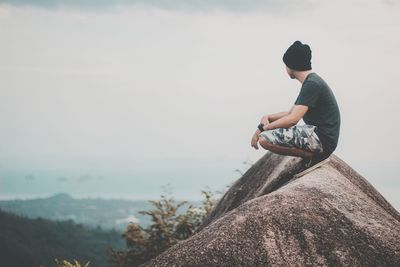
283, 40, 312, 71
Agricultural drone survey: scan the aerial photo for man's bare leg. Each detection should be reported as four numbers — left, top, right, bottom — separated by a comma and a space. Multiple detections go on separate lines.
258, 136, 314, 158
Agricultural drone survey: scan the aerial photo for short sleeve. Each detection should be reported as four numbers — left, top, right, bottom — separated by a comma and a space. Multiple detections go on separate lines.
294, 81, 321, 109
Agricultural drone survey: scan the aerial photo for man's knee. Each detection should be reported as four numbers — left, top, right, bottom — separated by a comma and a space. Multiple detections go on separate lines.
258, 132, 275, 144
259, 135, 272, 145
259, 136, 276, 150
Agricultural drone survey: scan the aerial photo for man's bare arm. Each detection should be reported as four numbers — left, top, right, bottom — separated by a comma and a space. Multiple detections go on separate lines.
265, 105, 308, 130
266, 105, 295, 122
268, 111, 289, 122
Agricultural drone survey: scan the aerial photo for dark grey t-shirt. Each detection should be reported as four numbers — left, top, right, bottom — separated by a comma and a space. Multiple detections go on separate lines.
294, 72, 341, 157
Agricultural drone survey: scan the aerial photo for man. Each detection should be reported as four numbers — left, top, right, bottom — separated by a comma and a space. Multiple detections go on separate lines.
250, 40, 341, 167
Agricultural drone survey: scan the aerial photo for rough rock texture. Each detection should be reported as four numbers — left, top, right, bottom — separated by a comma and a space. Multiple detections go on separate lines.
140, 153, 400, 267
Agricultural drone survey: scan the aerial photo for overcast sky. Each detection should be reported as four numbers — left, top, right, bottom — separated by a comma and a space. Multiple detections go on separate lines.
0, 0, 399, 208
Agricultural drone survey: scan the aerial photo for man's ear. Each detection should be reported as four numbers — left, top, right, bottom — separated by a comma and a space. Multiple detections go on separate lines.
290, 105, 308, 124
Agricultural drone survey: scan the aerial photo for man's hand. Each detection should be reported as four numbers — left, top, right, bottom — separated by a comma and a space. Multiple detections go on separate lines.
260, 115, 270, 125
251, 115, 271, 149
251, 129, 261, 149
251, 114, 270, 149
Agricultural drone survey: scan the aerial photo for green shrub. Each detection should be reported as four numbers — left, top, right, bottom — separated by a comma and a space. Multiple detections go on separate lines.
41, 258, 90, 267
107, 188, 218, 267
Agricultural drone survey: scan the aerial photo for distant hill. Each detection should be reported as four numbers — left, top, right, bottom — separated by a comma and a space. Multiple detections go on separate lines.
0, 193, 203, 232
0, 208, 126, 267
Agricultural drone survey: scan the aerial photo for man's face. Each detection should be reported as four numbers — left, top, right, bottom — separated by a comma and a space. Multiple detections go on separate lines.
286, 65, 295, 79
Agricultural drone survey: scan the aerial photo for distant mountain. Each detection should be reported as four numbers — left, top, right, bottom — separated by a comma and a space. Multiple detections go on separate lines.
49, 192, 73, 201
0, 208, 126, 267
0, 193, 203, 232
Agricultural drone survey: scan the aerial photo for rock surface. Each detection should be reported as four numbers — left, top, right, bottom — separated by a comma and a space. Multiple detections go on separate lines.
140, 153, 400, 266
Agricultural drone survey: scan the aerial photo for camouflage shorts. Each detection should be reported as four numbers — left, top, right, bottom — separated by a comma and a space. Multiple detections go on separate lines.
258, 124, 324, 153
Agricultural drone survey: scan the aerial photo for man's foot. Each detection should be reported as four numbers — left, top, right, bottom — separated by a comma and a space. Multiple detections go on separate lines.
302, 154, 328, 168
294, 155, 330, 178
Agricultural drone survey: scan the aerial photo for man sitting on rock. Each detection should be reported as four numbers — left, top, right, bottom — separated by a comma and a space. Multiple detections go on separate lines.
251, 40, 341, 167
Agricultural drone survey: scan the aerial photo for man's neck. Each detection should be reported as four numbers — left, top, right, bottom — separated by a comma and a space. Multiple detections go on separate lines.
296, 70, 313, 84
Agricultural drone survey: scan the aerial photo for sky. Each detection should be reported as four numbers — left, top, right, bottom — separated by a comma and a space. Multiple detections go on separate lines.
0, 0, 399, 209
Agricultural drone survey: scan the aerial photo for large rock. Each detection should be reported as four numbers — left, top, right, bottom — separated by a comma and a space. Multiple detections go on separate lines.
140, 153, 400, 266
